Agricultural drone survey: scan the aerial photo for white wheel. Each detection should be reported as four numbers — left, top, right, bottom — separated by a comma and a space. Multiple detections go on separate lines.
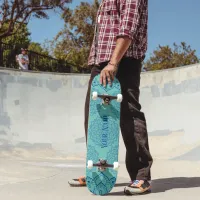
87, 160, 93, 169
113, 162, 120, 171
117, 94, 123, 102
92, 92, 98, 100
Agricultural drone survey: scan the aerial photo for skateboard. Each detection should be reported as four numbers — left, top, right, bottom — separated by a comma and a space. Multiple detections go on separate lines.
86, 74, 123, 195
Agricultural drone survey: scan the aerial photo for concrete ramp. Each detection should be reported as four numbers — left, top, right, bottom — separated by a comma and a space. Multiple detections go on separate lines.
140, 64, 200, 160
0, 69, 88, 160
0, 64, 200, 161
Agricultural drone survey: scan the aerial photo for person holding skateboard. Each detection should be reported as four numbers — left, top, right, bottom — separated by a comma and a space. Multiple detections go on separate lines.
69, 0, 153, 195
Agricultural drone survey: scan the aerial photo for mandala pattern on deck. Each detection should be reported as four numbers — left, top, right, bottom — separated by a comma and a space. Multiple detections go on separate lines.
107, 145, 118, 163
86, 74, 121, 195
86, 145, 99, 162
86, 172, 116, 195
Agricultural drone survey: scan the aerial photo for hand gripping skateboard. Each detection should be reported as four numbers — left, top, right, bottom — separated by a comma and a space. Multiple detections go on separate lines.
86, 74, 123, 195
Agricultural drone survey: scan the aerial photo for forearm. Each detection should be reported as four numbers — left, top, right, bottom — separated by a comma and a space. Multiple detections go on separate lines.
110, 37, 132, 66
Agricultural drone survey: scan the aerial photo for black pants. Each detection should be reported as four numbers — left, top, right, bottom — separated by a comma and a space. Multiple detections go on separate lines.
84, 57, 153, 181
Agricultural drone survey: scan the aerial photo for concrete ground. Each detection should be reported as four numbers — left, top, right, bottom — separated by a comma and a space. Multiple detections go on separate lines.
0, 157, 200, 199
1, 65, 200, 199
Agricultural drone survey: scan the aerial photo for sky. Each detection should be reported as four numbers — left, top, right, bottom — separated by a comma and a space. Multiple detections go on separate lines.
28, 0, 200, 58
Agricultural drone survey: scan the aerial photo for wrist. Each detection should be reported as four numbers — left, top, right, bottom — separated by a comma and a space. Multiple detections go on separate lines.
109, 61, 118, 68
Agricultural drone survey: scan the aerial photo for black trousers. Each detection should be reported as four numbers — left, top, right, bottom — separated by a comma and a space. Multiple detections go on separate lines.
84, 57, 153, 181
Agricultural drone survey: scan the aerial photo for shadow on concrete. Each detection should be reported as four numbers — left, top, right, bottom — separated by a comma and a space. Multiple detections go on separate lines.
108, 177, 200, 196
151, 177, 200, 193
114, 182, 128, 187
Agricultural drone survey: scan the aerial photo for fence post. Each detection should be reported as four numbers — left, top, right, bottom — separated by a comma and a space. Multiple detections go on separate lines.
0, 41, 3, 67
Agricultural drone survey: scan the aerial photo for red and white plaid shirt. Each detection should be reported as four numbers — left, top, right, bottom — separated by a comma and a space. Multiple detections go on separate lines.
88, 0, 148, 66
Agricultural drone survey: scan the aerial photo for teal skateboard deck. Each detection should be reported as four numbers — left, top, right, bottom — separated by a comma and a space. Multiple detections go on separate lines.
86, 74, 122, 195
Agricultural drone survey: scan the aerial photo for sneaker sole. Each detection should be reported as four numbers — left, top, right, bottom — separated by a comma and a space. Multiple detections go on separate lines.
124, 189, 151, 196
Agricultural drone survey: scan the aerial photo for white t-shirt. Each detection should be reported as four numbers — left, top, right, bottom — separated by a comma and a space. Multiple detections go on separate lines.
17, 54, 29, 70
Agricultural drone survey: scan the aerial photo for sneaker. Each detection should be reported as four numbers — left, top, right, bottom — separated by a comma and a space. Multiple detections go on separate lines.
68, 176, 86, 187
124, 180, 151, 195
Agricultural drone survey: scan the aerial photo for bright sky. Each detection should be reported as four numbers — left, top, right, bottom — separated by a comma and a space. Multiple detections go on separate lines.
28, 0, 200, 58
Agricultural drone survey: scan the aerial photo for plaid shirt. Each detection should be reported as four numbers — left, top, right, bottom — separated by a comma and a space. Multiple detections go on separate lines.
88, 0, 148, 66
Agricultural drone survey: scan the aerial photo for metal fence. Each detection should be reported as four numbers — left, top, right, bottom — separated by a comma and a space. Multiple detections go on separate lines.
0, 42, 90, 73
0, 42, 18, 69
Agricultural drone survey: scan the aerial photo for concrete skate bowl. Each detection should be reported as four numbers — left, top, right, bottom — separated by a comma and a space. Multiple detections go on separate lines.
0, 64, 200, 162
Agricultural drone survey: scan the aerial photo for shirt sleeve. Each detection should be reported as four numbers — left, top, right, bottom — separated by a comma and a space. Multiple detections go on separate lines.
117, 0, 145, 40
18, 54, 22, 59
26, 55, 29, 62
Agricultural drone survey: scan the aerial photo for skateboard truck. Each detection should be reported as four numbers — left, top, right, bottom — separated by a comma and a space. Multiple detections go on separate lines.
92, 92, 123, 105
87, 159, 120, 171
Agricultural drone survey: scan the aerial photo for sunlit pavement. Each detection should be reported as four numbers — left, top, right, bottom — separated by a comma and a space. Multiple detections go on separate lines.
1, 65, 200, 199
0, 158, 200, 200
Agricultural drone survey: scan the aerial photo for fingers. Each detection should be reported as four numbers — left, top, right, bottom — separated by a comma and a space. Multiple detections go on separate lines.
100, 71, 104, 85
100, 64, 117, 87
106, 71, 111, 86
110, 71, 114, 82
102, 71, 108, 87
100, 70, 112, 87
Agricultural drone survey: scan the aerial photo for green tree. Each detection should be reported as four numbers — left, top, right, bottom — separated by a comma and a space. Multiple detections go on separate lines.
0, 22, 31, 69
0, 0, 72, 40
144, 42, 199, 71
28, 42, 49, 55
27, 42, 53, 72
51, 0, 99, 71
2, 23, 31, 48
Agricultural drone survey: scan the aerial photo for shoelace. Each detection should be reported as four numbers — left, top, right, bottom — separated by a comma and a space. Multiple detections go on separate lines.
132, 180, 140, 185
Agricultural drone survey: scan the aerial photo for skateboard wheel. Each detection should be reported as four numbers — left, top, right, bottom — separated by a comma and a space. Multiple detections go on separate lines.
117, 94, 123, 102
87, 160, 93, 169
113, 162, 120, 171
92, 92, 98, 100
